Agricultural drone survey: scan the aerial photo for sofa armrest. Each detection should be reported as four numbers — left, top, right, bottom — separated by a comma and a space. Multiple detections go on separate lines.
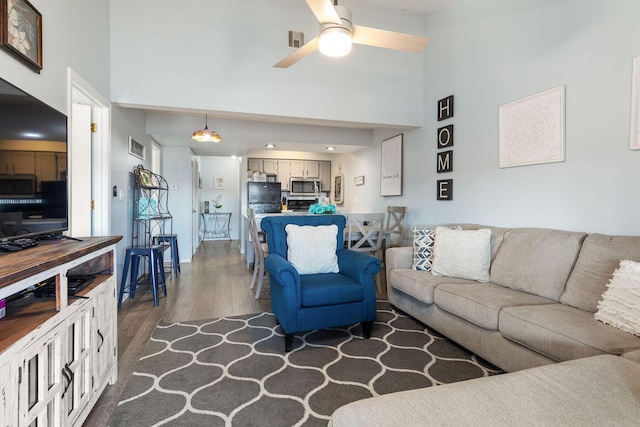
386, 247, 413, 269
386, 246, 413, 277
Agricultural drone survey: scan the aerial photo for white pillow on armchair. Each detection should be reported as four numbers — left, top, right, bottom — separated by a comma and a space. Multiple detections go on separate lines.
285, 224, 339, 274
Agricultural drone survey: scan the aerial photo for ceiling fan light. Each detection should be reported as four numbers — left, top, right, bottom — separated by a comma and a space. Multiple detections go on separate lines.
319, 27, 352, 57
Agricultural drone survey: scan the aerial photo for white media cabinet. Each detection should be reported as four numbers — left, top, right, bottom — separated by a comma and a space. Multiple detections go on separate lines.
0, 236, 121, 426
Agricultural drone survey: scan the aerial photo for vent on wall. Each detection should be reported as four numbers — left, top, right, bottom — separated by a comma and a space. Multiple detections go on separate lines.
288, 30, 305, 48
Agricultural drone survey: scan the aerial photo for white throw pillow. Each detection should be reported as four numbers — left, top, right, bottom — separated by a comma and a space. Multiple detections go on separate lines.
431, 226, 491, 282
285, 224, 339, 275
594, 259, 640, 337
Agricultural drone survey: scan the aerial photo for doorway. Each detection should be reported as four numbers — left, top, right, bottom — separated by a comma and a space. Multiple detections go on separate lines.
67, 68, 111, 236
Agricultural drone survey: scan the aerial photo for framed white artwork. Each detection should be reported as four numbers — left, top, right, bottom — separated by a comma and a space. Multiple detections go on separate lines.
499, 85, 565, 168
380, 134, 403, 196
214, 175, 225, 189
630, 56, 640, 150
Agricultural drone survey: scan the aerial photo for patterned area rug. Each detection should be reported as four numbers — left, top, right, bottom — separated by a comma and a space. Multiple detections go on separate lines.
110, 301, 501, 426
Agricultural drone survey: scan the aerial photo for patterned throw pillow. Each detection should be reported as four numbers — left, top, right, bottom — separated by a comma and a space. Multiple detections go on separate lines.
413, 225, 464, 271
412, 226, 436, 271
594, 259, 640, 337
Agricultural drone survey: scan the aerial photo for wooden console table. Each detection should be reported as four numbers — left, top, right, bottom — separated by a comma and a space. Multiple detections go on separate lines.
0, 236, 122, 426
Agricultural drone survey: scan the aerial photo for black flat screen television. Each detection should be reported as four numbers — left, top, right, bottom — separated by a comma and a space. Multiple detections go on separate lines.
0, 76, 68, 241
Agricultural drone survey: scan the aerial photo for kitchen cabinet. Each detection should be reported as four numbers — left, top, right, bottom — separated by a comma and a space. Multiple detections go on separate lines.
263, 159, 278, 175
319, 161, 331, 192
278, 160, 290, 190
248, 158, 263, 173
0, 151, 36, 175
0, 237, 121, 427
290, 160, 319, 179
56, 153, 67, 179
34, 152, 58, 191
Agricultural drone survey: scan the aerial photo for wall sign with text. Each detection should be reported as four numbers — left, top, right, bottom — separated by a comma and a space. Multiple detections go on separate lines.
436, 95, 454, 200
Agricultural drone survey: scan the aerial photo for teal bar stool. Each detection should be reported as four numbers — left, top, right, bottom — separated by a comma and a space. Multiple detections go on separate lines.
119, 245, 167, 307
153, 234, 180, 277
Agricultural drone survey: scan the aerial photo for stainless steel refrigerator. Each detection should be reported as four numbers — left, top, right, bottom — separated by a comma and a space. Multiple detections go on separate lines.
248, 182, 282, 213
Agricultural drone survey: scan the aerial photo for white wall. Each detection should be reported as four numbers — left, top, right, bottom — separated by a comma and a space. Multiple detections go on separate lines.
332, 0, 640, 237
110, 107, 154, 267
199, 156, 241, 240
109, 0, 425, 128
161, 147, 195, 262
0, 0, 110, 114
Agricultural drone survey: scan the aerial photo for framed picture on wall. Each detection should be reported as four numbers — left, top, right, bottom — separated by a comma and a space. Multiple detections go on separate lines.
380, 134, 403, 196
0, 0, 42, 73
128, 137, 145, 160
334, 173, 344, 204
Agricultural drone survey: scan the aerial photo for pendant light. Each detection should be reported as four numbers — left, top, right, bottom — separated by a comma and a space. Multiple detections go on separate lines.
190, 114, 221, 143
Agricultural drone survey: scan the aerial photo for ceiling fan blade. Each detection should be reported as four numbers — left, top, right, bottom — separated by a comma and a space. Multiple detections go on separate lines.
306, 0, 341, 24
273, 37, 320, 68
352, 25, 430, 53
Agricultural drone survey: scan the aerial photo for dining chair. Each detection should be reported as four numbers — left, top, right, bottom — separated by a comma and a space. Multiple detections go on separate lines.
385, 206, 407, 248
248, 208, 268, 299
346, 212, 386, 293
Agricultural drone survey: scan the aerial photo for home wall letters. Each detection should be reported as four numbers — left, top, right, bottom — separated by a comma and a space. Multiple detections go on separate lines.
436, 95, 454, 200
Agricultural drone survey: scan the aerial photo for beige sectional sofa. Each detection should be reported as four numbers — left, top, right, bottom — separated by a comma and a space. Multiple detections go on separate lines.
328, 225, 640, 425
329, 354, 640, 426
385, 225, 640, 372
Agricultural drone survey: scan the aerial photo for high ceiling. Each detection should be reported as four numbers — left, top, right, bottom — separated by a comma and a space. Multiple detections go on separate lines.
359, 0, 456, 15
135, 0, 458, 157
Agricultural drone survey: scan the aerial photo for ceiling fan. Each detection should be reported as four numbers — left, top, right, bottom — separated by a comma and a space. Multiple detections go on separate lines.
274, 0, 430, 68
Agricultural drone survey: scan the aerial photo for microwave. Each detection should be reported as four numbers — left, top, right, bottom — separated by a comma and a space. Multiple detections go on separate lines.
290, 180, 319, 196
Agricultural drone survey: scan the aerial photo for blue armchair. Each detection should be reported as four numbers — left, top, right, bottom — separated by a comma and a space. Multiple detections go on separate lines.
261, 215, 381, 352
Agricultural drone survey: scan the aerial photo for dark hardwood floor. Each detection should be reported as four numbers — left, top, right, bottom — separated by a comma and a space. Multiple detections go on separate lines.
83, 240, 270, 426
83, 239, 386, 426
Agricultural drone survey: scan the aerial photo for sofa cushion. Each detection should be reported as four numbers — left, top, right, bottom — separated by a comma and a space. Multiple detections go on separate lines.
499, 303, 640, 362
300, 273, 363, 307
286, 224, 339, 274
389, 269, 476, 304
432, 227, 492, 282
561, 233, 640, 312
434, 283, 555, 330
595, 259, 640, 337
490, 228, 587, 301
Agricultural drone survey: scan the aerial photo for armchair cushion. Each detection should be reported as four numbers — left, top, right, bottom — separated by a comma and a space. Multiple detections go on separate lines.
300, 273, 364, 307
286, 224, 339, 274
